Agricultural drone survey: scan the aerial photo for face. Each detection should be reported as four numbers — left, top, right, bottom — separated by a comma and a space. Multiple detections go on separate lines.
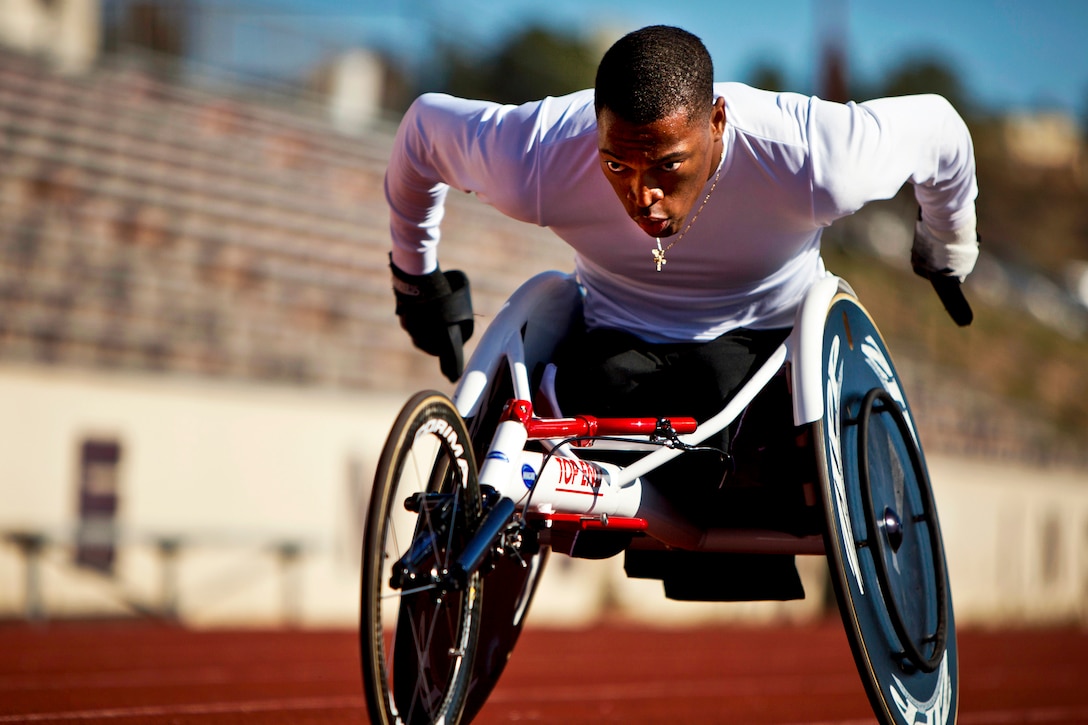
597, 97, 725, 238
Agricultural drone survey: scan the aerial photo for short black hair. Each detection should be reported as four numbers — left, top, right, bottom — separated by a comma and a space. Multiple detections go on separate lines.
594, 25, 714, 125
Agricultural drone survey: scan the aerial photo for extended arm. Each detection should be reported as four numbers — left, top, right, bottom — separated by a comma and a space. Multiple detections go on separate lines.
383, 92, 550, 379
809, 93, 979, 319
385, 93, 547, 273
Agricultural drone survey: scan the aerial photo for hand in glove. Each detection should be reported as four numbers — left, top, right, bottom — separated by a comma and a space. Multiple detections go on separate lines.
911, 214, 979, 326
911, 217, 979, 283
391, 259, 474, 383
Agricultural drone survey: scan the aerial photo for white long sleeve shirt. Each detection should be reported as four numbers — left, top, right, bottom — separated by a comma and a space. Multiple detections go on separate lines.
385, 83, 977, 342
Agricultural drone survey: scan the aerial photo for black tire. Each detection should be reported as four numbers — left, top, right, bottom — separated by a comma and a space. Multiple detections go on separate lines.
815, 294, 958, 725
361, 391, 483, 725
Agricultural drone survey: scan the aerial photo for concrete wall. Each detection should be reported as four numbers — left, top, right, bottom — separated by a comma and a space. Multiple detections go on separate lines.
930, 455, 1088, 625
0, 364, 400, 626
1, 365, 1086, 628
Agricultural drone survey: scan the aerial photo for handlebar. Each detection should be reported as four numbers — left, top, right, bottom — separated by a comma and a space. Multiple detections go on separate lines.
524, 414, 699, 440
929, 275, 973, 327
500, 400, 699, 439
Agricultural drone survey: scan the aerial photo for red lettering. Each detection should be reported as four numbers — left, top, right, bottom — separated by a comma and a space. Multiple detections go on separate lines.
558, 458, 576, 485
552, 458, 604, 492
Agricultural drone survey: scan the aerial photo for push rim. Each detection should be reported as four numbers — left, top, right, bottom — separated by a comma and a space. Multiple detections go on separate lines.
857, 387, 948, 674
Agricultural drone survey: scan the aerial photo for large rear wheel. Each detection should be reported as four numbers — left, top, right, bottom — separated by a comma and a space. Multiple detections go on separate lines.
815, 294, 958, 725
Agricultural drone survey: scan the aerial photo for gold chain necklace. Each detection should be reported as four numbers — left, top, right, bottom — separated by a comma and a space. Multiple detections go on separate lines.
651, 150, 724, 272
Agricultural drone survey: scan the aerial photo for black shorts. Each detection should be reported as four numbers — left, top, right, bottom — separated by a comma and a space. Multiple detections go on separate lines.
552, 323, 798, 527
553, 324, 790, 450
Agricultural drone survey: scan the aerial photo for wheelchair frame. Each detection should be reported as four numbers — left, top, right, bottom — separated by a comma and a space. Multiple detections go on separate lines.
361, 271, 959, 725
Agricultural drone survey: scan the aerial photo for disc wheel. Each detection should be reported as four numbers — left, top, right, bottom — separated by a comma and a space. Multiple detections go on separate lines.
815, 294, 958, 725
361, 391, 483, 725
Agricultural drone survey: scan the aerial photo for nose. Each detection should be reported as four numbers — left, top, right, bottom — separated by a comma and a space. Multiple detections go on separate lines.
630, 175, 664, 211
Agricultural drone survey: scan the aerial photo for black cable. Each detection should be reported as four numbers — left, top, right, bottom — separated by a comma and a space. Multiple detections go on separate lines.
520, 431, 728, 517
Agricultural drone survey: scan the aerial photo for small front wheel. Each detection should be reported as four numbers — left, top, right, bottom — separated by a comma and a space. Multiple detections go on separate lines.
361, 391, 483, 725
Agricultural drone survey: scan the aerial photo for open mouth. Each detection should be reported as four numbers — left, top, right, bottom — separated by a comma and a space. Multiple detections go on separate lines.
636, 217, 671, 237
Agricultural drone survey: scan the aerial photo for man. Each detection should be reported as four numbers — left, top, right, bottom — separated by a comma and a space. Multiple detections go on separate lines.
385, 23, 978, 600
385, 23, 977, 399
388, 23, 976, 477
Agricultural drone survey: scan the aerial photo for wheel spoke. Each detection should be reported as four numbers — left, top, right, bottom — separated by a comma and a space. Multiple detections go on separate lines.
381, 584, 437, 599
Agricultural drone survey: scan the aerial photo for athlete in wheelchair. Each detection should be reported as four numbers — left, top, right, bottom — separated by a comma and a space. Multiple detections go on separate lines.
364, 25, 978, 725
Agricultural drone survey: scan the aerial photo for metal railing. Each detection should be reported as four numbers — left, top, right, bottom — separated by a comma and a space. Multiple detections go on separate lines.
2, 526, 312, 626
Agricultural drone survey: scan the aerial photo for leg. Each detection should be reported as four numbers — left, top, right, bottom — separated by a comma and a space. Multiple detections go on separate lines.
554, 326, 790, 511
554, 326, 811, 603
553, 326, 790, 451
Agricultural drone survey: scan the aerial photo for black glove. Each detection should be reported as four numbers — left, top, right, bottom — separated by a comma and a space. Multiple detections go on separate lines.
391, 258, 474, 382
911, 210, 976, 327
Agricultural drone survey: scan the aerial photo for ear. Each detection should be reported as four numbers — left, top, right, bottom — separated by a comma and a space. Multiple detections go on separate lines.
710, 96, 726, 139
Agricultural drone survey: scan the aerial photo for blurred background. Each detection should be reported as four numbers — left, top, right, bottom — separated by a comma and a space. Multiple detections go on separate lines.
0, 0, 1086, 629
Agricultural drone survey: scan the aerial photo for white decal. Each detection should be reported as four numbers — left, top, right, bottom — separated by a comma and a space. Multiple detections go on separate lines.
417, 417, 470, 486
826, 335, 864, 594
861, 335, 919, 447
888, 651, 954, 724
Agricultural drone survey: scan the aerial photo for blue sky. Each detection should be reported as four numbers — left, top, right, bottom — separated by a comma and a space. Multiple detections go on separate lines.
197, 0, 1088, 119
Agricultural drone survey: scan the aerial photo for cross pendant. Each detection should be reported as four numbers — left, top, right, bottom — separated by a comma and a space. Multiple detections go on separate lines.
652, 247, 666, 271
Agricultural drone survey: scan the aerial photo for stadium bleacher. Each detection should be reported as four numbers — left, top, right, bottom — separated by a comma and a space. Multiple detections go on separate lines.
0, 48, 573, 392
1, 46, 1082, 466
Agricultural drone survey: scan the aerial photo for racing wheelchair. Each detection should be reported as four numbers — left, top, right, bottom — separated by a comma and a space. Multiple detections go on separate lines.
360, 270, 970, 725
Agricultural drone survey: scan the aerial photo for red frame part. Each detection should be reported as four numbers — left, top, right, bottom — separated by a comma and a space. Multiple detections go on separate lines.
522, 511, 649, 532
500, 399, 698, 439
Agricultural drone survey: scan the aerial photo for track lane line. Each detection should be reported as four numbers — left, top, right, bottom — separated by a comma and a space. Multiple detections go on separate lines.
772, 706, 1088, 725
0, 695, 366, 722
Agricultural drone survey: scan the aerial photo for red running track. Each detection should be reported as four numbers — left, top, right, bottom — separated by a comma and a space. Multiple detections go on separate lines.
1, 619, 1086, 724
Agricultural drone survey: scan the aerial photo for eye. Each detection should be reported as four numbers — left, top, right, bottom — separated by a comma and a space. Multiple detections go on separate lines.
604, 160, 626, 173
660, 160, 682, 172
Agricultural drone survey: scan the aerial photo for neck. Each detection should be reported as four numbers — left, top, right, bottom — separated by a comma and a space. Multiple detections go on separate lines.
706, 140, 725, 182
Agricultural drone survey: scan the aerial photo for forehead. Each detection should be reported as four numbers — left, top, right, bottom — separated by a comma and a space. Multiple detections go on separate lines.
596, 106, 702, 158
